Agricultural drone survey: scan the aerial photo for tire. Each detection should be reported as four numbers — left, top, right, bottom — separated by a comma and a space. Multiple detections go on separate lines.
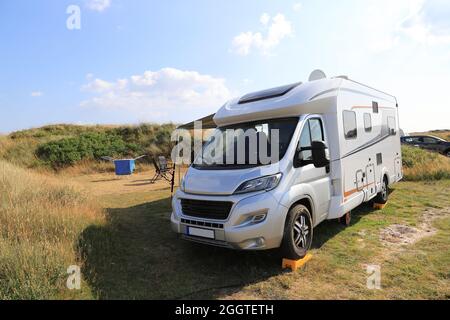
445, 149, 450, 158
374, 176, 388, 204
280, 204, 313, 260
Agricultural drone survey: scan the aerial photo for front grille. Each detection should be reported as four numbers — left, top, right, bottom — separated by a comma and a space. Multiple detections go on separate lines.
181, 218, 224, 229
180, 199, 233, 220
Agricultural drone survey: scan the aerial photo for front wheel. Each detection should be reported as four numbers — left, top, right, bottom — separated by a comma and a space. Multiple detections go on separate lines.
280, 204, 313, 260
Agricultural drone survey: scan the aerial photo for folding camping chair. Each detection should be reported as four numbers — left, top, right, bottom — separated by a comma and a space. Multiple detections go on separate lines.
150, 156, 174, 183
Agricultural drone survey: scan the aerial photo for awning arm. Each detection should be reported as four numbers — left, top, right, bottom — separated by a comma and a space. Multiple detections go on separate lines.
177, 113, 217, 130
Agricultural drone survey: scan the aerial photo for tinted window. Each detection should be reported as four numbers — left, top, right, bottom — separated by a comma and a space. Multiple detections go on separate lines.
364, 113, 372, 132
406, 137, 421, 143
195, 118, 298, 169
423, 137, 438, 144
343, 111, 357, 139
372, 101, 379, 113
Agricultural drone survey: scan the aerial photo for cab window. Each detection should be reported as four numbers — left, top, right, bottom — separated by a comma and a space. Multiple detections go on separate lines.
297, 118, 325, 163
298, 122, 312, 161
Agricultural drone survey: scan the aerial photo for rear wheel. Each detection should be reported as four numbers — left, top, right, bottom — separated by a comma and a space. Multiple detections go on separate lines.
445, 149, 450, 157
280, 204, 313, 260
374, 176, 388, 204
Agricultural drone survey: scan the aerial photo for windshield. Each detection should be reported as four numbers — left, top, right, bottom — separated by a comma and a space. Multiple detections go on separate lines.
193, 117, 299, 169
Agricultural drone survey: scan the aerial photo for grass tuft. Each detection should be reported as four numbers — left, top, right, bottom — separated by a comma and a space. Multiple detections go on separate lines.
0, 160, 105, 299
402, 145, 450, 181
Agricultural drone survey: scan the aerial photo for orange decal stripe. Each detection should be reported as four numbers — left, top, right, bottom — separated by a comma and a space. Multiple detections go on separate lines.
343, 182, 375, 201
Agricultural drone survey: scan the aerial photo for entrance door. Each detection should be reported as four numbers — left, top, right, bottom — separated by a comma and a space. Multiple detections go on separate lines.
366, 163, 376, 198
394, 156, 402, 180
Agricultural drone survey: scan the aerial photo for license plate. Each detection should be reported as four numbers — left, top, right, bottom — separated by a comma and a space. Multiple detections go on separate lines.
187, 227, 215, 239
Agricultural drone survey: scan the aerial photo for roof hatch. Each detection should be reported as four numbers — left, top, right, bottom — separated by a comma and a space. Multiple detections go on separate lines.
238, 82, 302, 105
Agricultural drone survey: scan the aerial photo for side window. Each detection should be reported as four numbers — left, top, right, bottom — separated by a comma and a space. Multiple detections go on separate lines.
372, 101, 379, 113
298, 121, 312, 161
423, 137, 437, 144
297, 118, 325, 163
309, 118, 324, 142
343, 110, 357, 139
387, 116, 396, 135
364, 113, 372, 132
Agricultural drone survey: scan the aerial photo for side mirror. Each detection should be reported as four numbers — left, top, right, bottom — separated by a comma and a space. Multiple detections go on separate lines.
293, 149, 302, 168
311, 141, 329, 168
190, 149, 196, 164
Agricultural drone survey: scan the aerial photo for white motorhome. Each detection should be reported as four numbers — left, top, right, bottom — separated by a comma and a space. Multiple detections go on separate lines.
171, 71, 402, 259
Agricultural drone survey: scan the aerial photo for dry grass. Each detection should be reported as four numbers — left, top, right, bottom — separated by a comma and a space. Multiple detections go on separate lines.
402, 145, 450, 181
0, 162, 448, 299
0, 160, 105, 299
71, 172, 449, 300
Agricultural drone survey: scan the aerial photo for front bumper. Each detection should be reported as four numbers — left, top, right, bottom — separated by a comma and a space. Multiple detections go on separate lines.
170, 190, 288, 250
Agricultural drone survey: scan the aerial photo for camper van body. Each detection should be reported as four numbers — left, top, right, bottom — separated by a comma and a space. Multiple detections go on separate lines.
171, 76, 402, 256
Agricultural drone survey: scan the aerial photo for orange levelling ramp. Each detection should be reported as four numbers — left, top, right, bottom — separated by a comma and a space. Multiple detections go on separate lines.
282, 253, 313, 272
373, 202, 387, 210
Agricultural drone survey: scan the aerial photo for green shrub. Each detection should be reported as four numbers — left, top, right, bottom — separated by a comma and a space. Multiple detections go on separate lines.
10, 124, 109, 140
3, 123, 177, 170
36, 133, 141, 168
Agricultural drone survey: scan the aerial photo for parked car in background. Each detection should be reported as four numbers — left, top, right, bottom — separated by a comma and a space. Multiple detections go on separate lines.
401, 135, 450, 157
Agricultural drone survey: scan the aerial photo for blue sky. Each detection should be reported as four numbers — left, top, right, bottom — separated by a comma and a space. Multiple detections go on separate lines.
0, 0, 449, 133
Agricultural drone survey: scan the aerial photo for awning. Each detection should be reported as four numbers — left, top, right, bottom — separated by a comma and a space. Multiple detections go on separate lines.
177, 113, 217, 130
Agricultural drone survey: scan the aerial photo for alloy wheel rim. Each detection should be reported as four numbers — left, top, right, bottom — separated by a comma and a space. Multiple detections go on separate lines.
293, 213, 310, 249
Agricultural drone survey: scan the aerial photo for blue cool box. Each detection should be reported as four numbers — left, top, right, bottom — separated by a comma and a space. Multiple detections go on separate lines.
114, 159, 136, 175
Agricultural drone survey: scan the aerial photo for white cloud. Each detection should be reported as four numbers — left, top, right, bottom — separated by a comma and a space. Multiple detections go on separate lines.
232, 13, 293, 56
360, 0, 450, 52
260, 13, 270, 26
82, 78, 115, 92
80, 68, 231, 122
85, 0, 111, 12
399, 0, 450, 45
31, 91, 43, 97
293, 3, 302, 12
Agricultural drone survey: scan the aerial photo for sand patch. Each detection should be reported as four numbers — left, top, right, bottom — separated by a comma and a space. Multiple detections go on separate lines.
380, 207, 449, 247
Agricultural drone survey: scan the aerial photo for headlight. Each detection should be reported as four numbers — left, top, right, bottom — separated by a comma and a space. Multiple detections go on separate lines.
234, 173, 282, 195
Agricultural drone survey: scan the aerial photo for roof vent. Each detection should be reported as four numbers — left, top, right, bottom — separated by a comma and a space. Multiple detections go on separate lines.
308, 69, 327, 82
238, 82, 302, 104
